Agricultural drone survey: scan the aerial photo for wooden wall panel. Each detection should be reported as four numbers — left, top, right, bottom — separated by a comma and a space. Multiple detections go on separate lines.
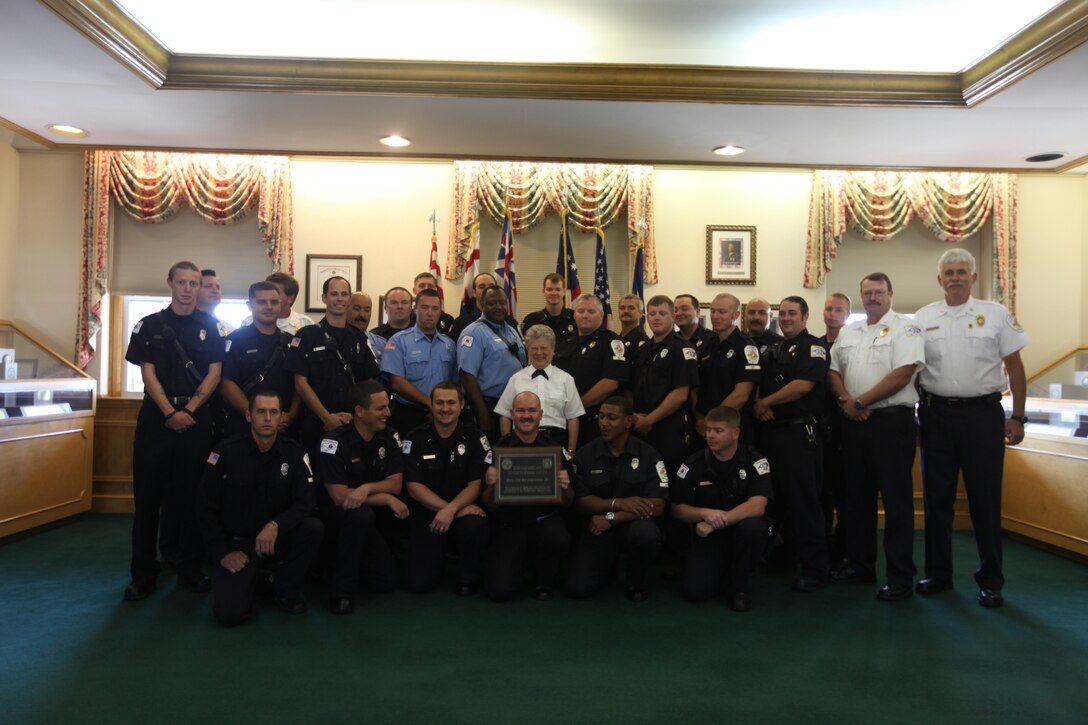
92, 397, 139, 512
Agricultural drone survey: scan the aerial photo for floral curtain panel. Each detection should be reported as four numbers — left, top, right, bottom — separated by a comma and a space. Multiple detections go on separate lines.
76, 150, 293, 368
805, 170, 1018, 311
448, 160, 656, 284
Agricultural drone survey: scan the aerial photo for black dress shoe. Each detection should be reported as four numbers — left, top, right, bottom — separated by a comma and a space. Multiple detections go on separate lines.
831, 565, 877, 584
274, 596, 307, 615
730, 592, 752, 612
122, 580, 156, 602
456, 581, 481, 597
877, 583, 913, 602
793, 575, 827, 593
626, 588, 648, 603
978, 588, 1005, 609
916, 578, 953, 596
330, 596, 353, 614
177, 574, 211, 593
534, 586, 553, 601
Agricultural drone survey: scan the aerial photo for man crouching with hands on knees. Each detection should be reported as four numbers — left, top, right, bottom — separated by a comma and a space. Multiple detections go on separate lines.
566, 396, 668, 603
671, 406, 772, 612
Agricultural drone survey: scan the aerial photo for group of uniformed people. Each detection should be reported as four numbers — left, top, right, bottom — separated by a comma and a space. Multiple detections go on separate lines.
123, 247, 1028, 625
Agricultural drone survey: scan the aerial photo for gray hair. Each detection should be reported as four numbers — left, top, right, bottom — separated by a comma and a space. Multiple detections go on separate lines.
937, 248, 976, 275
619, 293, 644, 312
572, 293, 603, 312
524, 324, 556, 348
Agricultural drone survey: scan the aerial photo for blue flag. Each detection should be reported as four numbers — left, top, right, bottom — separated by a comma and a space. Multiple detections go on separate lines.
556, 208, 582, 304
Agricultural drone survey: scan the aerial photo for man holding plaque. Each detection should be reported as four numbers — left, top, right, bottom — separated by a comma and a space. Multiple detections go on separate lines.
402, 382, 489, 595
483, 390, 573, 601
567, 396, 669, 602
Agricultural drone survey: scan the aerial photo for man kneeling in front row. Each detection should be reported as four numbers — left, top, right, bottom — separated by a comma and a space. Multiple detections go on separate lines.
198, 390, 323, 626
671, 406, 772, 612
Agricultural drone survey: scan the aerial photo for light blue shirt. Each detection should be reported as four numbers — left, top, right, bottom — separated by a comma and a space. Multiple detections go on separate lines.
458, 317, 526, 398
380, 325, 456, 405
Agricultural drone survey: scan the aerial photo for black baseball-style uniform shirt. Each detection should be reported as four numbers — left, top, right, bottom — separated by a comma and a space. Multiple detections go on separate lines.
553, 327, 630, 398
521, 307, 577, 345
572, 435, 670, 501
402, 422, 488, 504
621, 326, 650, 361
314, 424, 403, 506
672, 445, 774, 512
197, 433, 316, 561
695, 328, 761, 415
758, 330, 829, 420
221, 325, 295, 423
630, 332, 699, 414
126, 307, 227, 398
284, 318, 379, 416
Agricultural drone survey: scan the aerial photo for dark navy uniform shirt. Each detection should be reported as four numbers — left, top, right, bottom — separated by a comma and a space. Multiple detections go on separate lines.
221, 324, 295, 426
695, 328, 761, 415
402, 422, 488, 504
629, 332, 699, 414
521, 307, 577, 345
672, 445, 773, 512
758, 330, 829, 420
621, 326, 650, 361
284, 318, 379, 416
572, 435, 670, 501
314, 424, 403, 506
126, 307, 227, 398
553, 327, 630, 400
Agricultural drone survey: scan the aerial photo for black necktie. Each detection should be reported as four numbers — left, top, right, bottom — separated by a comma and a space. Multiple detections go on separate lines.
532, 369, 549, 380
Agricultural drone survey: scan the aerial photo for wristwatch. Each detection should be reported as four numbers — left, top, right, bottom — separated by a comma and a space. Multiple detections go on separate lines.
1010, 415, 1030, 425
605, 511, 616, 522
853, 398, 866, 410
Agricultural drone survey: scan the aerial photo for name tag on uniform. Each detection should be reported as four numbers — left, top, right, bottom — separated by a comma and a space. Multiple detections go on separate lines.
699, 480, 713, 487
423, 454, 437, 460
314, 345, 326, 352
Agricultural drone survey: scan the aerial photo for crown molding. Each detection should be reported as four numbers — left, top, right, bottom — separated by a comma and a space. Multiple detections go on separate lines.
0, 116, 57, 149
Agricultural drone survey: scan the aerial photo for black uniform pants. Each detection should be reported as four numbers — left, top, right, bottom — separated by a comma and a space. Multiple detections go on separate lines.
578, 406, 602, 449
919, 400, 1006, 590
405, 511, 488, 592
210, 517, 324, 626
319, 505, 398, 595
484, 514, 571, 600
841, 407, 918, 587
566, 519, 661, 597
682, 517, 770, 599
638, 410, 692, 478
822, 416, 848, 562
131, 403, 211, 584
761, 420, 830, 580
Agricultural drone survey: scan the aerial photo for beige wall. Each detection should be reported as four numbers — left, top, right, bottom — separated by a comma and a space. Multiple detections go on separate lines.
4, 150, 1087, 377
0, 134, 19, 318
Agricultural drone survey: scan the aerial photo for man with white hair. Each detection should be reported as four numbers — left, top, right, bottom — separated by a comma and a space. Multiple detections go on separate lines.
913, 248, 1029, 609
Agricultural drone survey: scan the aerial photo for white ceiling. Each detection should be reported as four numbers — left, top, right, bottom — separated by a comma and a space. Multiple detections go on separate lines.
1, 0, 1086, 170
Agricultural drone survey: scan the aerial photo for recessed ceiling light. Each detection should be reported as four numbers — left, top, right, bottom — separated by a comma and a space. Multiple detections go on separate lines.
46, 124, 88, 138
380, 135, 411, 148
1025, 152, 1064, 162
712, 145, 745, 157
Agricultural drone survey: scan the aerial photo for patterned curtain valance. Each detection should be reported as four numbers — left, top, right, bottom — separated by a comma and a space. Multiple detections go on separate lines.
804, 170, 1017, 311
76, 150, 293, 368
448, 160, 656, 285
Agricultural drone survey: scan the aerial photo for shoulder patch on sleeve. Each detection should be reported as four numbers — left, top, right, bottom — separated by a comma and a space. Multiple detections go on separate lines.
479, 435, 491, 452
611, 339, 626, 359
393, 432, 401, 446
224, 339, 232, 353
460, 335, 474, 348
216, 321, 228, 337
290, 336, 301, 348
676, 463, 689, 479
655, 460, 669, 485
1008, 313, 1024, 332
744, 345, 760, 365
753, 458, 770, 476
682, 347, 697, 361
132, 319, 144, 334
484, 450, 493, 465
401, 439, 412, 454
206, 452, 219, 465
810, 344, 826, 360
319, 439, 339, 455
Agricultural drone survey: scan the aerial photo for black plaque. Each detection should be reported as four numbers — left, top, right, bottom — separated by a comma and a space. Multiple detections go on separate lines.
494, 446, 563, 505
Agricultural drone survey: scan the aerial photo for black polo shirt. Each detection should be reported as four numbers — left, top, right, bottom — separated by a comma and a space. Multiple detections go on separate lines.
672, 445, 773, 512
221, 325, 295, 422
572, 435, 669, 501
758, 330, 828, 420
553, 327, 630, 401
629, 332, 699, 414
695, 328, 761, 415
284, 318, 379, 416
680, 326, 717, 353
749, 330, 784, 357
126, 307, 226, 398
197, 432, 316, 560
314, 424, 403, 505
402, 422, 488, 503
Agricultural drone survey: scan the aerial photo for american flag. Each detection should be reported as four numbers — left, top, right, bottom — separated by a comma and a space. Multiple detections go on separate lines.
556, 208, 582, 305
460, 216, 481, 316
593, 226, 612, 329
428, 231, 444, 301
493, 209, 517, 318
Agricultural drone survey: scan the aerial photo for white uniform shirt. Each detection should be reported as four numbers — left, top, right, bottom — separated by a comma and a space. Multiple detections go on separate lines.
914, 296, 1029, 397
494, 364, 586, 429
242, 310, 316, 336
830, 309, 925, 409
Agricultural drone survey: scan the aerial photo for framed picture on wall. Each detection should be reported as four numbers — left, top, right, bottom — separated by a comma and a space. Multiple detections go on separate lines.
305, 254, 362, 312
706, 225, 756, 285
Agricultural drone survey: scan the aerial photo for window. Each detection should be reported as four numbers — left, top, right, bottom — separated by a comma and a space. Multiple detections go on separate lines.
119, 296, 249, 395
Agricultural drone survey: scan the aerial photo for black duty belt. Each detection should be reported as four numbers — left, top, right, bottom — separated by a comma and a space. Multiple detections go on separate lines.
166, 396, 191, 406
920, 390, 1002, 408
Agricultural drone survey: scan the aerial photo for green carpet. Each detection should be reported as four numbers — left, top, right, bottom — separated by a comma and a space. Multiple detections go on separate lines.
2, 514, 1087, 724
